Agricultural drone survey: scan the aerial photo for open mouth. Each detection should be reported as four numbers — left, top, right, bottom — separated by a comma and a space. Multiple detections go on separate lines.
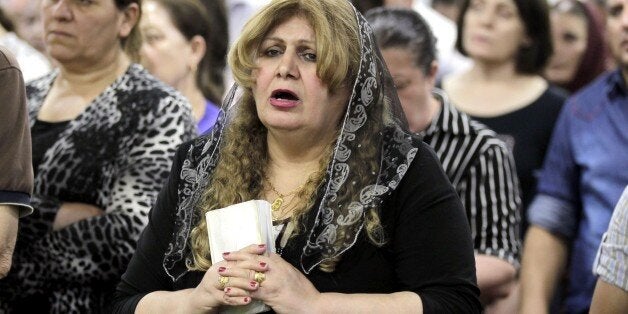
271, 89, 300, 101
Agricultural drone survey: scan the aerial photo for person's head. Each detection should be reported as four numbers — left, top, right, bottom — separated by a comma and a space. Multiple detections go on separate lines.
605, 0, 628, 73
367, 7, 438, 132
229, 0, 360, 139
42, 0, 141, 65
140, 0, 226, 104
4, 0, 46, 53
544, 0, 607, 93
455, 0, 552, 74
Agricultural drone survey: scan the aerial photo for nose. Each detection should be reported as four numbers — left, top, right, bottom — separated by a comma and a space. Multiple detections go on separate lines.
50, 0, 73, 21
276, 51, 299, 79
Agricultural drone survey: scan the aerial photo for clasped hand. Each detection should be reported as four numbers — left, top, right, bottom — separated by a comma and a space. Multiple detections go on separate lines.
189, 244, 321, 313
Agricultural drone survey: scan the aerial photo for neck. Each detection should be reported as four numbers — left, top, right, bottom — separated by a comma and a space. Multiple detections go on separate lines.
469, 59, 520, 82
266, 132, 330, 175
414, 94, 441, 133
56, 52, 130, 95
622, 68, 628, 88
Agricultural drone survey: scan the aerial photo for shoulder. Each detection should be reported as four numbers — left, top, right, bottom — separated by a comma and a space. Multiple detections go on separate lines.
562, 70, 618, 120
0, 46, 20, 71
114, 64, 191, 116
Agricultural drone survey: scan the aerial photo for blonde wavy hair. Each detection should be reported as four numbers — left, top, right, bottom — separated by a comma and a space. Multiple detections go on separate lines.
189, 0, 385, 272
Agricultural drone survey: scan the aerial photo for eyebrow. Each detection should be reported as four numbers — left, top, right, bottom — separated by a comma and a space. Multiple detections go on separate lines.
262, 37, 315, 45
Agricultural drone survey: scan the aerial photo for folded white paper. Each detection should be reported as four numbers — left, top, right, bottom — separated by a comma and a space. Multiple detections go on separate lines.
206, 200, 275, 314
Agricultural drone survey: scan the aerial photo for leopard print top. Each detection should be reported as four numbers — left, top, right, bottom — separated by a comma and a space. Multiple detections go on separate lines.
0, 64, 197, 313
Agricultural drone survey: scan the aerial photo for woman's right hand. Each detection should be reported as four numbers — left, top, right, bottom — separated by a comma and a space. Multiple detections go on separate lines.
185, 244, 270, 312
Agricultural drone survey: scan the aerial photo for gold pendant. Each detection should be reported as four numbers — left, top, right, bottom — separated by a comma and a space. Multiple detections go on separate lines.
271, 197, 284, 212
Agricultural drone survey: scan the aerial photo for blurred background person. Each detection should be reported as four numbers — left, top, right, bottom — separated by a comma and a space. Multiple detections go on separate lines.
442, 0, 566, 236
0, 7, 50, 81
0, 0, 47, 55
140, 0, 227, 134
0, 46, 33, 279
544, 0, 608, 94
352, 0, 472, 80
368, 7, 521, 312
0, 0, 196, 311
520, 0, 628, 312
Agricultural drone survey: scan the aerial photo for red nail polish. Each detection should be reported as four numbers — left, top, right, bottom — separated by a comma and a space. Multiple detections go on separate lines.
258, 244, 266, 248
223, 252, 230, 256
218, 266, 226, 272
244, 297, 250, 303
260, 262, 267, 267
226, 287, 231, 293
250, 281, 257, 287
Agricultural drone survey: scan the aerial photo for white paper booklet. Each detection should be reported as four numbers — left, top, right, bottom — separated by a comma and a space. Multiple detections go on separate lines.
206, 200, 275, 314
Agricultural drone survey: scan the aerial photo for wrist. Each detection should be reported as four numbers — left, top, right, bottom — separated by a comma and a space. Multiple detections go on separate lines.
181, 288, 218, 314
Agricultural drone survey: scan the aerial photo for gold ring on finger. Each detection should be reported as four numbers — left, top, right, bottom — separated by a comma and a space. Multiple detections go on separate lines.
254, 271, 266, 284
218, 276, 230, 289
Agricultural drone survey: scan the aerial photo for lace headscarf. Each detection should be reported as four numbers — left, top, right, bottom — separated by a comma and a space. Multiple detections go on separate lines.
163, 0, 422, 280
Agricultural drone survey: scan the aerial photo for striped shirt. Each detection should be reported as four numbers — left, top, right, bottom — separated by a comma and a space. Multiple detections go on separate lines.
421, 90, 522, 266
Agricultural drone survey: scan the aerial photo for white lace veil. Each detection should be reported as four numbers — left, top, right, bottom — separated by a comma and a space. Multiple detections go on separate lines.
163, 0, 422, 280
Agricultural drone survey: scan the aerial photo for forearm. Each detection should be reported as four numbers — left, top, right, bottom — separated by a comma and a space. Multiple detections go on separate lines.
136, 289, 217, 314
475, 254, 516, 304
0, 205, 19, 278
314, 291, 422, 314
590, 280, 628, 314
138, 289, 198, 314
519, 226, 568, 314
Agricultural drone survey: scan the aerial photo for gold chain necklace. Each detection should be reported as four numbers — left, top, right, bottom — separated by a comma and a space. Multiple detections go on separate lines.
263, 174, 307, 212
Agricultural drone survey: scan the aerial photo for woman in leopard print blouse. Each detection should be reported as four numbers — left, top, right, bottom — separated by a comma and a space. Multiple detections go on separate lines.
0, 0, 196, 312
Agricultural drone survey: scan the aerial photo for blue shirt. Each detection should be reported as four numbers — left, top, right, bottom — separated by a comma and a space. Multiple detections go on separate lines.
528, 69, 628, 313
197, 100, 220, 135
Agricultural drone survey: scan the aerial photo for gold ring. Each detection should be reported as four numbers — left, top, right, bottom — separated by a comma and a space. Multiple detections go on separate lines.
218, 276, 230, 289
254, 271, 266, 284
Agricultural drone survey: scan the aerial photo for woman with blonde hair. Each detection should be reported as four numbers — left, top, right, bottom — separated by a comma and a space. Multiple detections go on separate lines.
113, 0, 481, 312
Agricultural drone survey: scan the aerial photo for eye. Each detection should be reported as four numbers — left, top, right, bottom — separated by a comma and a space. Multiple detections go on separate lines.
143, 33, 164, 45
394, 80, 410, 90
607, 4, 624, 18
263, 47, 283, 57
300, 52, 317, 62
562, 32, 578, 44
76, 0, 95, 5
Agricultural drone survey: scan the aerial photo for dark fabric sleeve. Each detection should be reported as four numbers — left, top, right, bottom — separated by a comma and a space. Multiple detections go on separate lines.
110, 141, 188, 313
391, 143, 481, 313
0, 46, 33, 217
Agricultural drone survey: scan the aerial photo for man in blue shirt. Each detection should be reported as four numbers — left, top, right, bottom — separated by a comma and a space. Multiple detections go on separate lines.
519, 0, 628, 313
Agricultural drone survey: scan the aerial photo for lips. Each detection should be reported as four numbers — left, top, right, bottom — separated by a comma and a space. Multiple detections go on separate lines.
269, 89, 300, 108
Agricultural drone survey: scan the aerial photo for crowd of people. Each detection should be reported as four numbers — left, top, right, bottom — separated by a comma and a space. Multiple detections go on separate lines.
0, 0, 626, 313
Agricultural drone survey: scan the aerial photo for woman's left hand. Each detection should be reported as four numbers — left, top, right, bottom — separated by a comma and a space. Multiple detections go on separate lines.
222, 252, 321, 313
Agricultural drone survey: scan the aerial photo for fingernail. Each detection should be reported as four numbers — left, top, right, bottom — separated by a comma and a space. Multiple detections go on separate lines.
258, 244, 266, 248
223, 252, 230, 256
226, 287, 231, 293
260, 262, 267, 267
218, 266, 226, 272
244, 297, 250, 303
250, 281, 257, 288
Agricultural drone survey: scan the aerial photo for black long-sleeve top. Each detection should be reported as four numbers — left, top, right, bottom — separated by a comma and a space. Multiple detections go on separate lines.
113, 140, 482, 313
